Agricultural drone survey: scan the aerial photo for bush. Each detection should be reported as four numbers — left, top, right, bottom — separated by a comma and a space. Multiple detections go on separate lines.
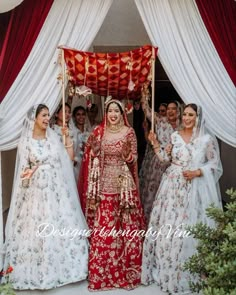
184, 188, 236, 295
0, 265, 15, 295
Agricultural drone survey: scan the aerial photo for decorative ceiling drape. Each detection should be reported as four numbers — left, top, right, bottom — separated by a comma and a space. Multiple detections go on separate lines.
62, 45, 157, 99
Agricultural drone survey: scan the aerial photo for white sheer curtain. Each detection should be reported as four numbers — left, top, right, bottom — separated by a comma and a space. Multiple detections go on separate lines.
0, 0, 113, 269
135, 0, 236, 147
0, 0, 113, 150
0, 0, 24, 13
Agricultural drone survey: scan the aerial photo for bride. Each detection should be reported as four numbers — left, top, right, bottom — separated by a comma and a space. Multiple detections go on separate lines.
3, 104, 88, 290
79, 97, 145, 291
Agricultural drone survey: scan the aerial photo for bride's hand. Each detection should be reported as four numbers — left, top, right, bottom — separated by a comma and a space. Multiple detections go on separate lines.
122, 141, 132, 161
90, 135, 100, 157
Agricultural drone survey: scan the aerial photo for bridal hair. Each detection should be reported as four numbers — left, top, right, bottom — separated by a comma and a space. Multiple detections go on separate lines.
106, 101, 124, 115
105, 96, 124, 114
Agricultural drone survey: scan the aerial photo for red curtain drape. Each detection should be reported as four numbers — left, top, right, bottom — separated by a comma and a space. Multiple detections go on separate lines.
0, 12, 11, 56
0, 11, 14, 71
0, 0, 54, 102
196, 0, 236, 85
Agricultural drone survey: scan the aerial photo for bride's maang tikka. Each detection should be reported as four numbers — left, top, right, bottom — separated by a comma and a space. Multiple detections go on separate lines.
105, 96, 125, 112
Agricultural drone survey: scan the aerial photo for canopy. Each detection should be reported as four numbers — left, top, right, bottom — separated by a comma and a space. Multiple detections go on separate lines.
61, 45, 157, 99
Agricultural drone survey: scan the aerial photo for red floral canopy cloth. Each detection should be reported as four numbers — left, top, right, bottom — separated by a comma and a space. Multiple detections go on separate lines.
61, 45, 157, 99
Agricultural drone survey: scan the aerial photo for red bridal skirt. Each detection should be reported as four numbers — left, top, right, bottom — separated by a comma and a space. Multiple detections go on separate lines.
87, 190, 145, 291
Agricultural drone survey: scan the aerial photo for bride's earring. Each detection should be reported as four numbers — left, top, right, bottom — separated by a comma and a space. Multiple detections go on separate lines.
119, 117, 124, 128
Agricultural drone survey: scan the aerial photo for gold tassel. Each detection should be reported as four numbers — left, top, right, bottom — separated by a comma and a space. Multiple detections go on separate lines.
87, 156, 101, 211
118, 165, 135, 220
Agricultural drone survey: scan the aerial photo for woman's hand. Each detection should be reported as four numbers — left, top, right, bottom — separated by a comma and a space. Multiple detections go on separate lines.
165, 144, 173, 156
141, 82, 150, 101
148, 130, 159, 146
61, 125, 69, 137
61, 125, 74, 150
21, 168, 34, 179
21, 165, 38, 179
122, 140, 132, 162
90, 135, 100, 157
183, 169, 201, 181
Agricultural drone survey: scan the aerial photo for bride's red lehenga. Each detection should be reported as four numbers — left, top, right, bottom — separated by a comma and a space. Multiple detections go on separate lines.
79, 100, 145, 291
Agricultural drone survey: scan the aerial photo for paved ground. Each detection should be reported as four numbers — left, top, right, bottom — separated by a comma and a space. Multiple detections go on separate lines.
15, 280, 167, 295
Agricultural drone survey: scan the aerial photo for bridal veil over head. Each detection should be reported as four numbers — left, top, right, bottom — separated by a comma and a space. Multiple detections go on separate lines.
187, 104, 223, 227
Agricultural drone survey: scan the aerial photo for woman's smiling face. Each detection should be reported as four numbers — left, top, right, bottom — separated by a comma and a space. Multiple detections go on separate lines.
107, 103, 122, 126
35, 108, 50, 130
182, 106, 197, 130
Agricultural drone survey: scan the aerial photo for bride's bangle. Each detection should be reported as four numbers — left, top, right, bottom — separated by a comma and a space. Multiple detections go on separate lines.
125, 153, 133, 163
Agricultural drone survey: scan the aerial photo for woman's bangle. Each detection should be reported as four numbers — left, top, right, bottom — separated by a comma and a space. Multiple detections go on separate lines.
197, 169, 202, 177
153, 146, 161, 155
153, 144, 160, 150
65, 142, 73, 148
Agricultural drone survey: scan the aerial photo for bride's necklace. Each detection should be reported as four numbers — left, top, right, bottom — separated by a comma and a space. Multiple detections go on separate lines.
107, 124, 123, 133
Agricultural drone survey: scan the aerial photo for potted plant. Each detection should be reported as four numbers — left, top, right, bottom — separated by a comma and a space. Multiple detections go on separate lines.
184, 188, 236, 295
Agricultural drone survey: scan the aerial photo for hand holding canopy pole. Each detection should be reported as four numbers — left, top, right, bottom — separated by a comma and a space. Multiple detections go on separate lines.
151, 47, 156, 133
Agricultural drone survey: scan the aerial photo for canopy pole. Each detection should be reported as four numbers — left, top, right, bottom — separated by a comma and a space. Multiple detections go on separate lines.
151, 47, 156, 132
61, 49, 66, 144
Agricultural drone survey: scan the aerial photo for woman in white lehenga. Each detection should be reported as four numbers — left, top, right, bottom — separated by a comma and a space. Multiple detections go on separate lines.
139, 98, 182, 223
3, 104, 88, 290
141, 103, 222, 294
